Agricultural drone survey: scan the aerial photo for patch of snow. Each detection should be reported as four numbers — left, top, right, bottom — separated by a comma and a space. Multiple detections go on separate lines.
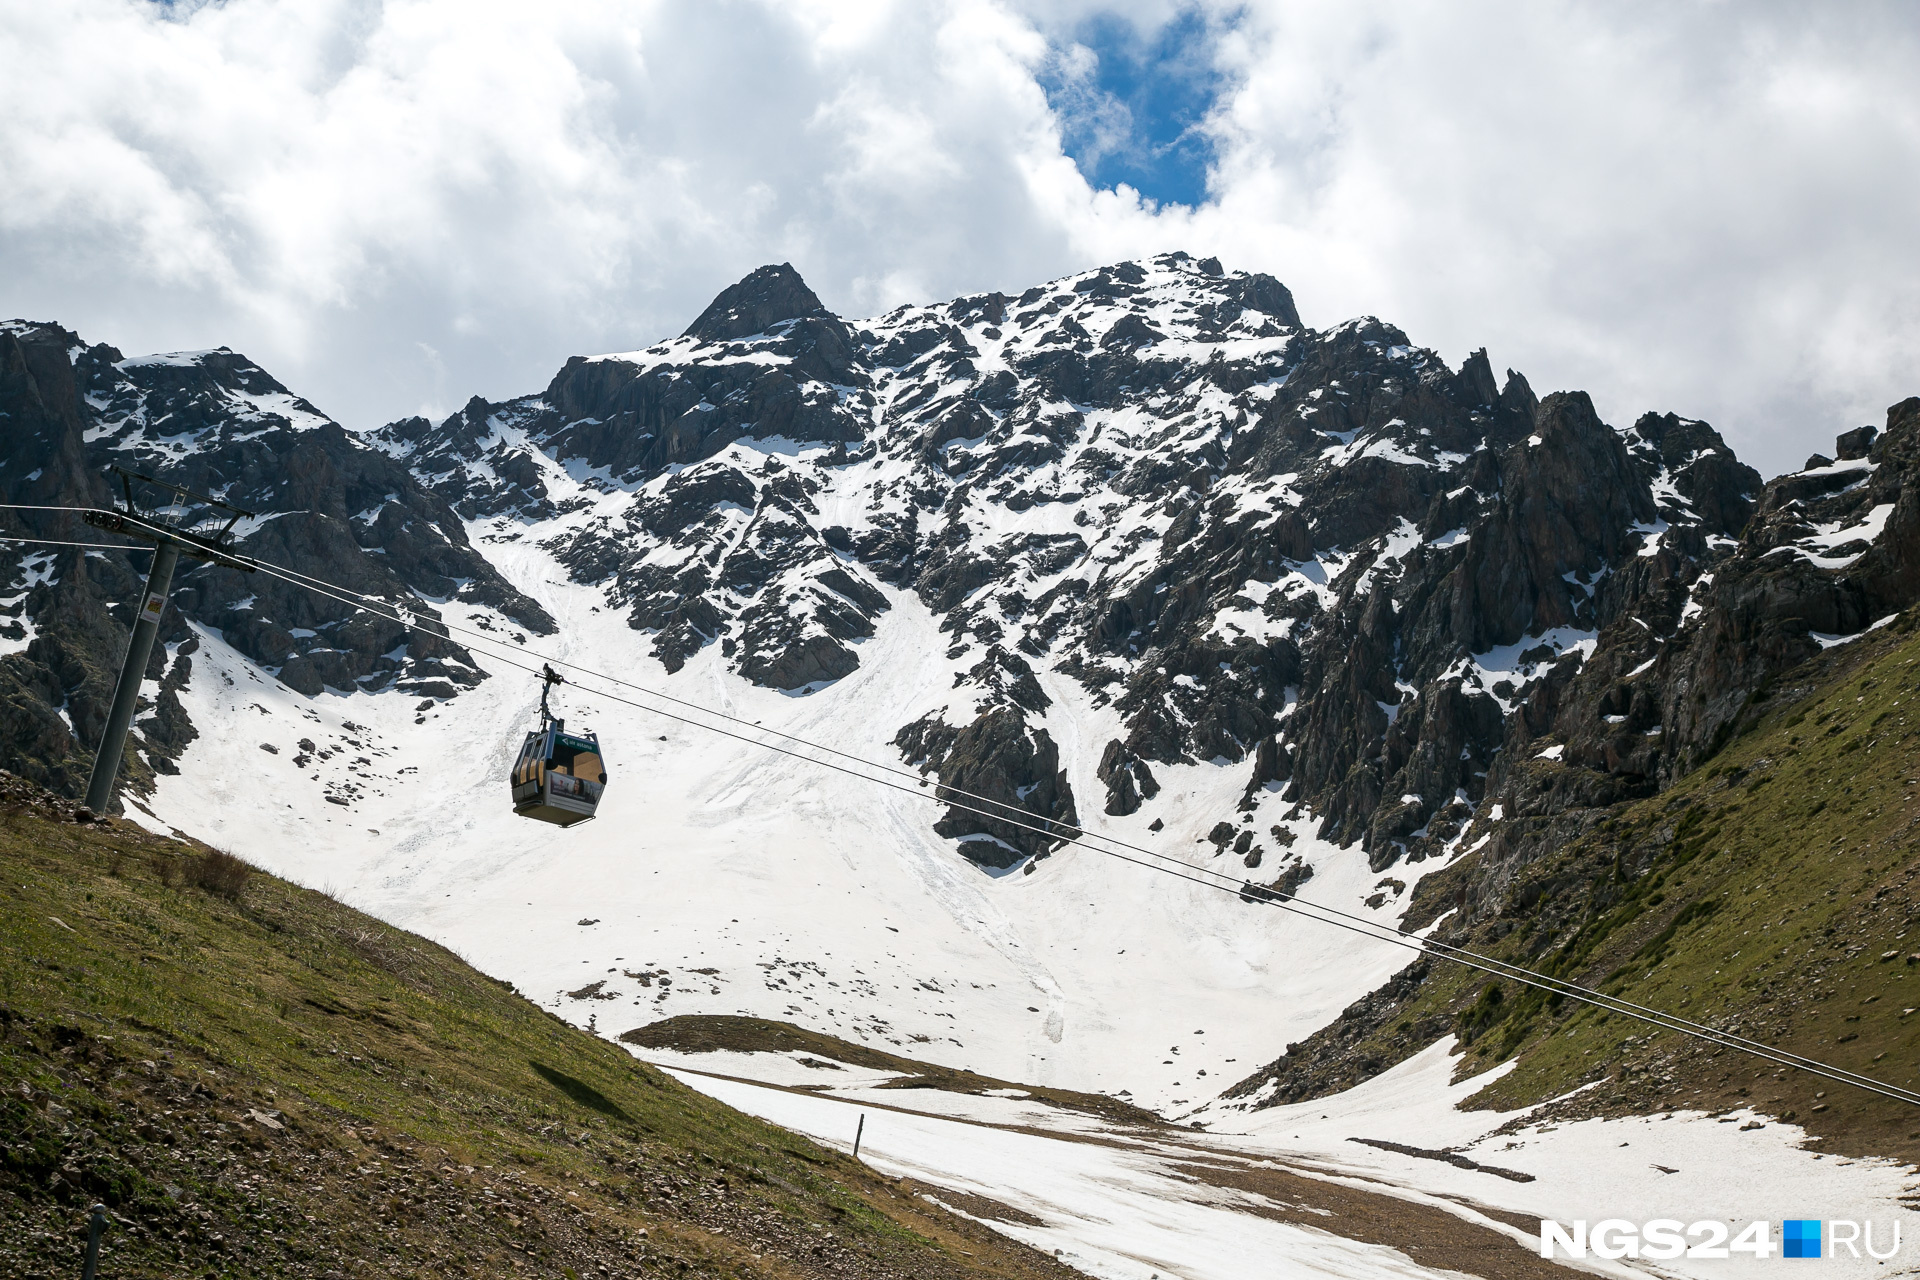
1780, 502, 1897, 570
1811, 613, 1901, 648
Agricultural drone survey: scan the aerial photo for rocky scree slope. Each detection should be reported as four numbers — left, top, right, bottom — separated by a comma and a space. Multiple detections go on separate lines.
0, 320, 551, 803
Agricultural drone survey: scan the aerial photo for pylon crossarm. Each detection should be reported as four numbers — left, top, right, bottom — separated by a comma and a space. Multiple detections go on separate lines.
81, 508, 257, 572
109, 465, 254, 524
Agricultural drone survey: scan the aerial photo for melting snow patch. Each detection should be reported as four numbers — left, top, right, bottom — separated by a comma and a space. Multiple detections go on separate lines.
1445, 626, 1596, 712
1811, 613, 1900, 648
116, 349, 222, 368
1630, 518, 1670, 557
1783, 502, 1897, 571
1798, 456, 1875, 480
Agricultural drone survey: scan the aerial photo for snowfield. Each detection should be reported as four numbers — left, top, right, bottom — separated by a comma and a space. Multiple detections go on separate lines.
144, 521, 1445, 1112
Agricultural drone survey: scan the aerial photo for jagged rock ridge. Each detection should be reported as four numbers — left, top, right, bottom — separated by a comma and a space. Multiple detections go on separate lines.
359, 255, 1785, 873
4, 260, 1905, 894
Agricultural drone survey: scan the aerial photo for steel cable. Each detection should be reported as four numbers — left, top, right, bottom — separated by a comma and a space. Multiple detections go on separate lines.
4, 507, 1915, 1108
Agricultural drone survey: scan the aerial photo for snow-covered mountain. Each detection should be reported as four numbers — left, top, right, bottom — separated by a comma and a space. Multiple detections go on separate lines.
3, 259, 1917, 1118
360, 253, 1767, 874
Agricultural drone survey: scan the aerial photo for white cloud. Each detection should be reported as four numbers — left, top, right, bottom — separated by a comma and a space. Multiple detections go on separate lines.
2, 0, 1916, 475
1175, 2, 1920, 474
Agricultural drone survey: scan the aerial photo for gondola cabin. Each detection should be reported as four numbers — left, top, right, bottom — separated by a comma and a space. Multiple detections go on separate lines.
511, 722, 606, 826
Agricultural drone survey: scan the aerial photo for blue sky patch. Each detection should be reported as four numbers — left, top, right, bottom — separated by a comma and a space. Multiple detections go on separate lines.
1041, 7, 1228, 208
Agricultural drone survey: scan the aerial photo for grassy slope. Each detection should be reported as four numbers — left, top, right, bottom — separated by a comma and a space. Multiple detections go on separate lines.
0, 781, 1077, 1280
1302, 619, 1920, 1163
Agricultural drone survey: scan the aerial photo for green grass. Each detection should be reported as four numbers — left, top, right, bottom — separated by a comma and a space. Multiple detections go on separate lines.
0, 786, 1074, 1279
1329, 617, 1920, 1160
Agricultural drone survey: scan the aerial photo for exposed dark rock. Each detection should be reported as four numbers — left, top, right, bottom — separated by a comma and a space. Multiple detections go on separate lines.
683, 263, 829, 343
1220, 961, 1441, 1106
0, 323, 546, 803
1836, 424, 1876, 460
1096, 738, 1160, 816
1227, 395, 1920, 1110
895, 708, 1079, 866
11, 251, 1920, 1053
1271, 859, 1313, 896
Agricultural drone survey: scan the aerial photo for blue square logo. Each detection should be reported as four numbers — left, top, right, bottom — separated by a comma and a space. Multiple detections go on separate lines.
1783, 1219, 1822, 1259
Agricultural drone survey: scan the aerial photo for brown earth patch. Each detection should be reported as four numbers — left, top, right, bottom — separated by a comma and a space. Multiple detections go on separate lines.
624, 1014, 1164, 1128
1174, 1159, 1577, 1280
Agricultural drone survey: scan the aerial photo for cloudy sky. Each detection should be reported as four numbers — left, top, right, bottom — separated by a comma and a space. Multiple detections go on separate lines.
3, 0, 1917, 476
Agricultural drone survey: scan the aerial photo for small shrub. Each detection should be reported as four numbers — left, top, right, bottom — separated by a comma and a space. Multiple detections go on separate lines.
1456, 982, 1506, 1045
190, 848, 254, 900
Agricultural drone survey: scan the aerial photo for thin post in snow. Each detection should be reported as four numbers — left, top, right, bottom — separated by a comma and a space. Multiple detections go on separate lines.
853, 1113, 865, 1160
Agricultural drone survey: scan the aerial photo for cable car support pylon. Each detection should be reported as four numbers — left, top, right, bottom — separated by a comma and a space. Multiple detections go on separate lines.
81, 467, 257, 815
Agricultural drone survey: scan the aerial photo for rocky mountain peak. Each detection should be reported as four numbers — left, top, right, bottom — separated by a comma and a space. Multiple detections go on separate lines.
681, 261, 829, 343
